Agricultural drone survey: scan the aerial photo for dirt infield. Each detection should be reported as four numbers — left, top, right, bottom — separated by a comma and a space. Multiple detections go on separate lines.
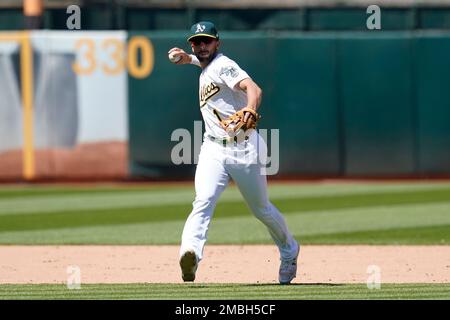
0, 245, 449, 284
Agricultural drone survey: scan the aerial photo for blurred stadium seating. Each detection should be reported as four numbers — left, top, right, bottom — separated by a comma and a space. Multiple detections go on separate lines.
0, 0, 450, 31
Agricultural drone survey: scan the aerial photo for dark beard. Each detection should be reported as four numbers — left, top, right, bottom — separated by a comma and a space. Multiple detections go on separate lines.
196, 50, 218, 64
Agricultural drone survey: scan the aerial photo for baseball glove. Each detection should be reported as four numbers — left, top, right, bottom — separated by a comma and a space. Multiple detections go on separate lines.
215, 107, 261, 133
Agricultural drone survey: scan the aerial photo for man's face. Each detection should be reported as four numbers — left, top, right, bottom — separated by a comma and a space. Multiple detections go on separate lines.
190, 37, 219, 63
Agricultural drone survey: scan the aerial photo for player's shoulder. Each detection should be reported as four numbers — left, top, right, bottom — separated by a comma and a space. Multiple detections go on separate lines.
214, 54, 238, 67
212, 54, 244, 75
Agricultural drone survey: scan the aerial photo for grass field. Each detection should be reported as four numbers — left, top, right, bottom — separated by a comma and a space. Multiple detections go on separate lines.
0, 182, 449, 245
1, 283, 450, 300
1, 181, 449, 300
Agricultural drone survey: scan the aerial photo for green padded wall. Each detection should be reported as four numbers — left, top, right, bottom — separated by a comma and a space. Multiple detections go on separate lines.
267, 34, 340, 175
128, 31, 199, 178
127, 31, 450, 178
338, 33, 416, 175
415, 34, 450, 174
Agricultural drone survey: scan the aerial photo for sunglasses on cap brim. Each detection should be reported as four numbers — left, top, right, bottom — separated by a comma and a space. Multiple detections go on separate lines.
190, 36, 217, 45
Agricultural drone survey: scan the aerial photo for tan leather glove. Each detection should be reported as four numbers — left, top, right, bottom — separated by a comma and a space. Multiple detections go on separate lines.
218, 107, 261, 133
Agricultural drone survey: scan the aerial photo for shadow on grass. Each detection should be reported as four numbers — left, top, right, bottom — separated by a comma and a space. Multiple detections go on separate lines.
245, 283, 345, 287
179, 283, 346, 288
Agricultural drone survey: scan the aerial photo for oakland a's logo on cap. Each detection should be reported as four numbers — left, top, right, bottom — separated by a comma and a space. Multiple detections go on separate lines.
187, 21, 219, 42
195, 24, 206, 33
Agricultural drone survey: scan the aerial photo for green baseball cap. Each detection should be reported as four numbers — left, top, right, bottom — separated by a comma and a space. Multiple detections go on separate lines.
187, 21, 219, 42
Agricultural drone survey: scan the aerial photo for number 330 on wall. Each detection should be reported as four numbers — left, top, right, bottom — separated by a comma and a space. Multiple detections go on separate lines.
72, 36, 154, 79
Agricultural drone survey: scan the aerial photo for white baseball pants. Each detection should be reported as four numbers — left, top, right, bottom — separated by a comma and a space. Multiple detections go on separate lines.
180, 130, 298, 261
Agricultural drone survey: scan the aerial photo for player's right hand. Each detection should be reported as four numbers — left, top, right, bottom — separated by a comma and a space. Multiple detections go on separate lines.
168, 47, 191, 65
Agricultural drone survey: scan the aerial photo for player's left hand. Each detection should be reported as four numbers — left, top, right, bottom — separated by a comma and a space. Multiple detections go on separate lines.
243, 109, 254, 125
221, 107, 261, 133
242, 107, 260, 130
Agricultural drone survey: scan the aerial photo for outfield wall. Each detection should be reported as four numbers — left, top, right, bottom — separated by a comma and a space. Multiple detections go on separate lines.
0, 30, 449, 180
129, 31, 450, 178
0, 31, 128, 180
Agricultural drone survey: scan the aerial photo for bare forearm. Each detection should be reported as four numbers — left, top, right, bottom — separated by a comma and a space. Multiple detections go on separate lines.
239, 79, 262, 110
246, 86, 262, 110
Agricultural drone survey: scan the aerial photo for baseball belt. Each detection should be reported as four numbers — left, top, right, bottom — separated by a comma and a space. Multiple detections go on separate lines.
206, 134, 250, 146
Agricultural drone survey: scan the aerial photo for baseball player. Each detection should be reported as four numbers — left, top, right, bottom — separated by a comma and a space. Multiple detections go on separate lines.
168, 21, 300, 284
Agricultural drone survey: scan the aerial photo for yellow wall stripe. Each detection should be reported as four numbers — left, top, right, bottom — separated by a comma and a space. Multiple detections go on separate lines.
20, 32, 35, 180
0, 33, 25, 41
0, 32, 35, 180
